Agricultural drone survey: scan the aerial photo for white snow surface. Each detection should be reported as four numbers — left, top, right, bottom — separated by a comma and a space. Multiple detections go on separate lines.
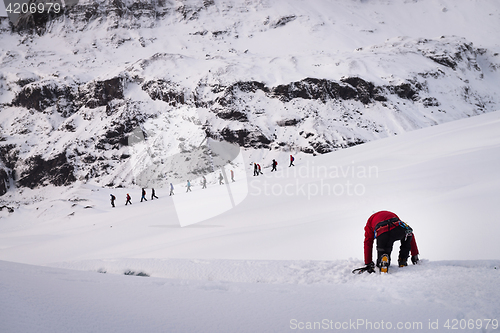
1, 110, 500, 332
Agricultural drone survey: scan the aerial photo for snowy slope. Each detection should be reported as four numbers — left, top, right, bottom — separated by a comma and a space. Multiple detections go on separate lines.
1, 259, 499, 333
1, 110, 500, 332
1, 110, 500, 264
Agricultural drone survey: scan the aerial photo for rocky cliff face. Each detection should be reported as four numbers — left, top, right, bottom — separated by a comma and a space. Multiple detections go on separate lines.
0, 0, 499, 194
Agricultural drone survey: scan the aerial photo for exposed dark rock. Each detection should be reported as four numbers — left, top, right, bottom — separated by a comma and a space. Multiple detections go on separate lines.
422, 97, 440, 107
210, 84, 227, 94
13, 0, 65, 34
310, 137, 365, 154
272, 15, 296, 28
203, 0, 215, 8
68, 3, 99, 23
428, 55, 457, 70
0, 205, 14, 213
0, 144, 19, 170
124, 270, 150, 277
389, 83, 420, 101
17, 77, 37, 87
17, 152, 76, 189
191, 30, 208, 36
216, 110, 248, 122
99, 114, 146, 148
271, 77, 382, 104
212, 30, 228, 38
12, 81, 76, 116
82, 155, 97, 164
340, 77, 376, 104
0, 169, 9, 196
418, 70, 445, 79
277, 119, 301, 127
372, 90, 388, 102
142, 80, 185, 106
81, 77, 124, 109
311, 141, 333, 154
273, 78, 340, 102
425, 42, 479, 71
216, 81, 269, 107
301, 147, 314, 154
62, 121, 77, 132
345, 138, 366, 147
176, 4, 203, 21
9, 0, 206, 34
215, 128, 271, 149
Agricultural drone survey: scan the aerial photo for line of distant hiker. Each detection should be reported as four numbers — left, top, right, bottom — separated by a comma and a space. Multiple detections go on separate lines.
109, 189, 157, 207
110, 155, 296, 207
254, 154, 294, 176
109, 171, 234, 207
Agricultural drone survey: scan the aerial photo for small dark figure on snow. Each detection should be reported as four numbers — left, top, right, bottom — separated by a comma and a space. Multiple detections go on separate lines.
289, 155, 295, 167
271, 159, 278, 172
110, 194, 116, 208
361, 211, 419, 273
125, 193, 132, 205
202, 175, 207, 189
253, 163, 258, 176
231, 170, 235, 182
186, 180, 192, 192
219, 173, 224, 185
169, 183, 174, 196
151, 188, 158, 200
141, 188, 147, 202
258, 163, 263, 175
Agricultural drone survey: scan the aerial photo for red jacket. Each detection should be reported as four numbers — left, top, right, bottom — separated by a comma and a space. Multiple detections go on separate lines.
364, 211, 419, 264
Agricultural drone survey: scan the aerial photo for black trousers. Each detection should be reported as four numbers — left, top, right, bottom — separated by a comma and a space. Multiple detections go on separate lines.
376, 226, 412, 267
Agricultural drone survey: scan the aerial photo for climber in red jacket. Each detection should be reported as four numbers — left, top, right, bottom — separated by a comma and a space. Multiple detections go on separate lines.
362, 210, 419, 273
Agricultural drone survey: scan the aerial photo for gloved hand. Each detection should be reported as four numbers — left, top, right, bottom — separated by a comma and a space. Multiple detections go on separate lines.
411, 255, 419, 265
365, 261, 376, 273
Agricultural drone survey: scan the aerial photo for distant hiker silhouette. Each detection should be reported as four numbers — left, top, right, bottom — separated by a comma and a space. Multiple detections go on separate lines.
141, 188, 147, 202
126, 193, 132, 205
110, 194, 116, 208
254, 163, 258, 176
257, 163, 263, 175
186, 180, 192, 192
231, 170, 235, 182
219, 173, 224, 185
202, 175, 207, 189
271, 159, 277, 172
289, 155, 295, 167
151, 188, 158, 200
169, 183, 174, 196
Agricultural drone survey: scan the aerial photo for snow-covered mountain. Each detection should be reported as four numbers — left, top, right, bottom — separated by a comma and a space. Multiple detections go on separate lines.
1, 0, 500, 195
